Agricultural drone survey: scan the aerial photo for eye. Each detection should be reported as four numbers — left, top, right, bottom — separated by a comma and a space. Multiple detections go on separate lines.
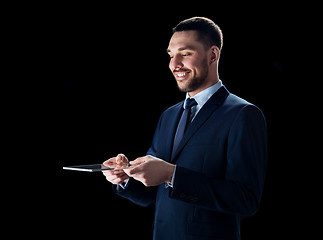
181, 52, 192, 57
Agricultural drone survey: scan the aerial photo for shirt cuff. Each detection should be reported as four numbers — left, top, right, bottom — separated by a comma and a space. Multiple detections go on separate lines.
166, 165, 176, 188
117, 178, 129, 190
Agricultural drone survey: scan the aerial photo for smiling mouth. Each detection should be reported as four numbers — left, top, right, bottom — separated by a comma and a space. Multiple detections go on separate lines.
174, 71, 190, 80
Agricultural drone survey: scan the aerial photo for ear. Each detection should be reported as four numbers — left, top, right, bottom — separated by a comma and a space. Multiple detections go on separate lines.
209, 46, 220, 64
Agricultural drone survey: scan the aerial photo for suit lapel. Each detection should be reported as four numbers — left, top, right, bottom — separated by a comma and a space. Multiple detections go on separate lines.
171, 86, 230, 162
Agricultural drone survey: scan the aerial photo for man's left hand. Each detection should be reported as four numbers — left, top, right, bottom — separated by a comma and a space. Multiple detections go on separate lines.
123, 155, 175, 187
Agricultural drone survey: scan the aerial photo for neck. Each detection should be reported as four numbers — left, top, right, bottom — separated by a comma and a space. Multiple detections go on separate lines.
188, 74, 219, 97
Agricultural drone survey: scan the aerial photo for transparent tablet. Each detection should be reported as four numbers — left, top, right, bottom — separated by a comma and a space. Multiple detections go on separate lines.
63, 164, 113, 172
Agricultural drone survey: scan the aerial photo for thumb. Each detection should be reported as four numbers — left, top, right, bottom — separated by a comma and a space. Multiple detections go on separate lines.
123, 163, 143, 176
122, 167, 132, 176
116, 153, 128, 163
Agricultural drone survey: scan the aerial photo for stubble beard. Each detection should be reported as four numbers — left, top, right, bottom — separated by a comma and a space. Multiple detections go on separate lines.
176, 58, 209, 93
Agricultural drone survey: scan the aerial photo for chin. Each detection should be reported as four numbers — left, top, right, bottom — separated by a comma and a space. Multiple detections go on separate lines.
177, 79, 200, 93
177, 81, 190, 93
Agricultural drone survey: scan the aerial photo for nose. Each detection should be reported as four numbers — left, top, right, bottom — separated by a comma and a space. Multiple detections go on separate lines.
169, 55, 184, 71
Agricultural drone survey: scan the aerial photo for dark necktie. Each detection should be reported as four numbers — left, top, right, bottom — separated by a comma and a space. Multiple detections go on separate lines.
172, 98, 197, 159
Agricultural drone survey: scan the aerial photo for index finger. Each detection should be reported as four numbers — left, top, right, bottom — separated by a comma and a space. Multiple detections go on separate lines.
103, 168, 124, 176
130, 157, 147, 166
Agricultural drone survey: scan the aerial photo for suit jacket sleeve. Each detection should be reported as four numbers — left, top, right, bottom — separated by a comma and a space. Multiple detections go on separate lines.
169, 105, 267, 216
112, 178, 157, 207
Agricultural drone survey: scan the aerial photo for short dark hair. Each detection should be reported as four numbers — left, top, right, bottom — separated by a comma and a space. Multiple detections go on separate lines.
172, 17, 223, 51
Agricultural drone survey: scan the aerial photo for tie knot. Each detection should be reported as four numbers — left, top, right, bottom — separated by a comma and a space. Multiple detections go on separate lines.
184, 98, 197, 109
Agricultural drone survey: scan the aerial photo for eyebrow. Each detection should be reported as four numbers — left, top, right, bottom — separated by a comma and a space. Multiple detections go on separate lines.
166, 46, 196, 53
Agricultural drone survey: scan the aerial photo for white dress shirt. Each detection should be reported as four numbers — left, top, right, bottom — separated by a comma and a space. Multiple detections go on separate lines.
185, 80, 223, 123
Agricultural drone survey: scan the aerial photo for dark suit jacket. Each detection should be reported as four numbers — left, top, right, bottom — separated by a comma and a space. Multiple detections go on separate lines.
113, 86, 267, 240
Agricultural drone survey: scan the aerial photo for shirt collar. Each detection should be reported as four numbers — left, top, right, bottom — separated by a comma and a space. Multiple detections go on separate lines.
184, 80, 223, 109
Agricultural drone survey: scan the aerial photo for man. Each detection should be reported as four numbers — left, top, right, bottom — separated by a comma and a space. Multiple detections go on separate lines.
103, 17, 267, 240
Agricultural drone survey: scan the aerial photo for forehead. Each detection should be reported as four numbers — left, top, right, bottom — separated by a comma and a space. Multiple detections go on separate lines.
167, 30, 204, 52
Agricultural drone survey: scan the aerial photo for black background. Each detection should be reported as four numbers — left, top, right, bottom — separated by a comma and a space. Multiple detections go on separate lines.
54, 3, 309, 239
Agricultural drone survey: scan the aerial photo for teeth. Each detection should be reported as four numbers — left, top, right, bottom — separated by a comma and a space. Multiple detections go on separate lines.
177, 72, 186, 77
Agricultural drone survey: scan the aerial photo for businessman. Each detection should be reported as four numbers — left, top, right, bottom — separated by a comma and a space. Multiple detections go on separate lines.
103, 17, 267, 240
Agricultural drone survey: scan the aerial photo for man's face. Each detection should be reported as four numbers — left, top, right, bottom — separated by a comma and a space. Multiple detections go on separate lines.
167, 30, 210, 94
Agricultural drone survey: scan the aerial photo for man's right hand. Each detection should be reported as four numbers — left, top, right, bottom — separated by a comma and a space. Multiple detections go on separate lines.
102, 154, 130, 185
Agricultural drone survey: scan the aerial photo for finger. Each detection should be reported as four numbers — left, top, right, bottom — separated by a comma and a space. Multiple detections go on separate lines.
122, 168, 131, 176
110, 172, 127, 180
123, 163, 144, 176
130, 157, 147, 166
116, 153, 123, 161
103, 157, 116, 166
102, 168, 123, 177
123, 167, 139, 176
116, 153, 128, 164
104, 171, 129, 184
115, 171, 127, 177
114, 173, 129, 184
